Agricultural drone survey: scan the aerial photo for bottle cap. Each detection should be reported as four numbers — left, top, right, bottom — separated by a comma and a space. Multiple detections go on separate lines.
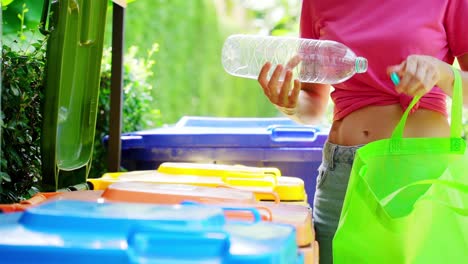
355, 57, 368, 73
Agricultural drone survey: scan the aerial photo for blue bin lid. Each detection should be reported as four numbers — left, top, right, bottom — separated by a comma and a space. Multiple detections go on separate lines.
105, 117, 328, 150
0, 200, 301, 264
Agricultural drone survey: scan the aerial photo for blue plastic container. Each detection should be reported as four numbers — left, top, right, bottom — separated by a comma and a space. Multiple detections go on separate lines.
0, 200, 302, 264
105, 116, 329, 205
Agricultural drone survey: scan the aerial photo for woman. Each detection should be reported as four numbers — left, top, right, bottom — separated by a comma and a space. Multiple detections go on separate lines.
257, 0, 468, 263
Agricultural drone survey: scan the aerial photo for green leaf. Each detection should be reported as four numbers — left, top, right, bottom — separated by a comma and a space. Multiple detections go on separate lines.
0, 172, 12, 183
28, 186, 40, 197
2, 0, 14, 7
10, 86, 20, 96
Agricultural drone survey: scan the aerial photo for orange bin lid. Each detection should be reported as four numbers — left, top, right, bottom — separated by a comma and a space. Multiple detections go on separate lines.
101, 182, 257, 204
0, 192, 60, 213
0, 191, 106, 213
0, 187, 263, 223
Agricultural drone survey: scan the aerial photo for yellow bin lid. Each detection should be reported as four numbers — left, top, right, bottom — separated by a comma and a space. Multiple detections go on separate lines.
157, 162, 305, 201
89, 170, 306, 202
90, 170, 276, 187
157, 162, 282, 178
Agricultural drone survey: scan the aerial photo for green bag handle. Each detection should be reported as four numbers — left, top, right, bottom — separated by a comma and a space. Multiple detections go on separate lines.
391, 67, 463, 139
380, 178, 468, 217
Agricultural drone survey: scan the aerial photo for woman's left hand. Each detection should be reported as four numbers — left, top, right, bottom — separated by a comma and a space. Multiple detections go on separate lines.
387, 55, 453, 97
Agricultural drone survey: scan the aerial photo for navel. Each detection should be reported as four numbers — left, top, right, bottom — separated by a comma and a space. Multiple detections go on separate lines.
362, 130, 370, 137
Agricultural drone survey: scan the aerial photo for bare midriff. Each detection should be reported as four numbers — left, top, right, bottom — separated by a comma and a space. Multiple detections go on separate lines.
328, 104, 450, 146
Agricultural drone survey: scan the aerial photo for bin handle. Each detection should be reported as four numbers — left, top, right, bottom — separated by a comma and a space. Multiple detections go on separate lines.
269, 126, 318, 142
252, 205, 273, 221
223, 176, 276, 188
180, 201, 271, 223
252, 190, 281, 204
219, 206, 261, 223
127, 225, 230, 260
216, 185, 281, 204
260, 167, 282, 177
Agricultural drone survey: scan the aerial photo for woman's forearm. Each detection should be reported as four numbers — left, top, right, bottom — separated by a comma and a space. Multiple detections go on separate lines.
279, 86, 330, 125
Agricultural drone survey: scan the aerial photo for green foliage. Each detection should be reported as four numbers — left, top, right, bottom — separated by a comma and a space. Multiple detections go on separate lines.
15, 3, 29, 40
0, 37, 47, 203
0, 0, 161, 200
0, 39, 160, 199
90, 44, 162, 178
2, 0, 15, 9
120, 0, 278, 125
236, 0, 301, 36
2, 0, 42, 40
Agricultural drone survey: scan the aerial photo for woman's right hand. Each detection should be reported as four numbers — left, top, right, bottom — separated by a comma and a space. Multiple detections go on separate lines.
257, 55, 302, 115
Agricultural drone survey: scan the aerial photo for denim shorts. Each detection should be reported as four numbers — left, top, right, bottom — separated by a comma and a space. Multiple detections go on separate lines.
313, 141, 363, 264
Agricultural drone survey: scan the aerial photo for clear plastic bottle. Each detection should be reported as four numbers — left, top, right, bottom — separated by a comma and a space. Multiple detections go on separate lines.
221, 34, 368, 84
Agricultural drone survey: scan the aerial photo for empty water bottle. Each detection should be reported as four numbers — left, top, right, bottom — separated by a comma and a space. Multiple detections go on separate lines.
222, 34, 368, 84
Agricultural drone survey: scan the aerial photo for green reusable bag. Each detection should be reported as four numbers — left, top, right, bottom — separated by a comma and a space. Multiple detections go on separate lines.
333, 68, 468, 264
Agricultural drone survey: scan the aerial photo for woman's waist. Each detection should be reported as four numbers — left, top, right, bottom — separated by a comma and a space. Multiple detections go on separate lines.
328, 104, 450, 146
331, 85, 447, 121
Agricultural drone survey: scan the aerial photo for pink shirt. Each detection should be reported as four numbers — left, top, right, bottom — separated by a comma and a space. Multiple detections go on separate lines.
300, 0, 468, 121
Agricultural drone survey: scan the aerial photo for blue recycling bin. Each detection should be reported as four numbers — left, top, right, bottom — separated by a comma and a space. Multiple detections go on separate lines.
104, 116, 329, 206
0, 200, 303, 263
